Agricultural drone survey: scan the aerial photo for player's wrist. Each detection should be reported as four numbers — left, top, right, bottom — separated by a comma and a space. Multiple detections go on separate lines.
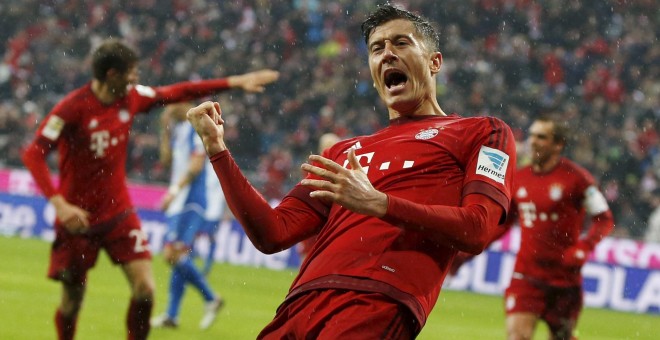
168, 185, 181, 196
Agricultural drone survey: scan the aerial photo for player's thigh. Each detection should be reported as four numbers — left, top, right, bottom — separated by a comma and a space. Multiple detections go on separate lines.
122, 258, 155, 297
506, 312, 538, 340
104, 212, 151, 263
49, 227, 101, 285
544, 287, 582, 340
505, 279, 545, 339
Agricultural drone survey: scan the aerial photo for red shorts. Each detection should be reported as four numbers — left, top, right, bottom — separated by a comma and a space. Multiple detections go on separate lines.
258, 289, 418, 339
48, 212, 151, 285
504, 277, 583, 334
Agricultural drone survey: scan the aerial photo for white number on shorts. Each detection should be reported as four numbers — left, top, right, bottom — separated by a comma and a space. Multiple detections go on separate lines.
129, 229, 150, 253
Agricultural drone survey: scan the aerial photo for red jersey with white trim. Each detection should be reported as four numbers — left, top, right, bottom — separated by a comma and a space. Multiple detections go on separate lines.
24, 80, 229, 225
511, 157, 595, 286
289, 114, 515, 326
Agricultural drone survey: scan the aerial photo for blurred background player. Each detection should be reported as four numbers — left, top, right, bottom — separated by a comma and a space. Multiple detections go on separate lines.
20, 38, 279, 340
296, 132, 341, 261
152, 66, 278, 329
502, 115, 614, 340
151, 102, 223, 330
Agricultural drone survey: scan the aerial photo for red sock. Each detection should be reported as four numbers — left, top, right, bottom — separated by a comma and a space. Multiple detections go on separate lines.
127, 298, 153, 340
55, 309, 76, 340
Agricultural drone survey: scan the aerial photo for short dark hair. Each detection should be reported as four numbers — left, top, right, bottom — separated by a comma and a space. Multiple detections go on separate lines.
91, 39, 138, 81
361, 3, 440, 53
536, 114, 570, 146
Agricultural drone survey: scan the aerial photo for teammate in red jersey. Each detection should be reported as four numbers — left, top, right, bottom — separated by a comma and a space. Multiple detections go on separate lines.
20, 38, 278, 340
502, 115, 614, 340
187, 4, 516, 338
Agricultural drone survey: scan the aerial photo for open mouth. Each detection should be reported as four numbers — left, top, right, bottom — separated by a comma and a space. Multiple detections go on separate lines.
384, 69, 408, 89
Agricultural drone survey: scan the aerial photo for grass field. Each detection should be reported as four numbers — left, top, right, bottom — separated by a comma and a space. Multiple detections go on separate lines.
1, 236, 658, 339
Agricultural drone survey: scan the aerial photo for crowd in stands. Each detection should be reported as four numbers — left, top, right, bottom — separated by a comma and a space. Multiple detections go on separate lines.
1, 0, 658, 240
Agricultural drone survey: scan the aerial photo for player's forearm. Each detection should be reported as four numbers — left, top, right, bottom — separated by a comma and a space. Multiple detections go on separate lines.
156, 78, 231, 104
583, 210, 615, 249
210, 150, 320, 254
382, 194, 503, 254
21, 141, 57, 198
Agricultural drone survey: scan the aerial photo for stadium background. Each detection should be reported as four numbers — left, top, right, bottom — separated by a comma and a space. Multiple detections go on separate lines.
0, 0, 659, 337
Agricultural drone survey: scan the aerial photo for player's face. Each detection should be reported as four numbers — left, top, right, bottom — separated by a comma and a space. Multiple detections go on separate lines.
107, 65, 138, 97
528, 120, 562, 166
367, 19, 440, 116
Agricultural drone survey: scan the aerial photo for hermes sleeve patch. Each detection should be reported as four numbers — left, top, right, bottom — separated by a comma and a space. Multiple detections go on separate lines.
41, 115, 65, 141
476, 145, 509, 184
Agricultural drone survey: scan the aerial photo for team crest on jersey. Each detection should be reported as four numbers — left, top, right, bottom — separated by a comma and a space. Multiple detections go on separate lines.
118, 109, 130, 123
549, 184, 563, 201
415, 128, 438, 140
476, 145, 509, 184
42, 115, 65, 141
516, 187, 528, 199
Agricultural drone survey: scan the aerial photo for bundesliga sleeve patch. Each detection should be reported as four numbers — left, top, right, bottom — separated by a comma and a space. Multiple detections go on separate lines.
475, 145, 509, 184
41, 115, 65, 141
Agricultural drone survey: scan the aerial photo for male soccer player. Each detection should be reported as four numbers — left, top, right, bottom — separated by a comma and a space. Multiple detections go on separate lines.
503, 115, 614, 340
20, 38, 278, 340
150, 102, 228, 330
187, 4, 516, 338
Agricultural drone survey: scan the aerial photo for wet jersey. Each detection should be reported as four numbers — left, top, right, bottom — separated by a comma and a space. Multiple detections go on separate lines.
511, 157, 604, 286
287, 114, 516, 326
24, 79, 230, 225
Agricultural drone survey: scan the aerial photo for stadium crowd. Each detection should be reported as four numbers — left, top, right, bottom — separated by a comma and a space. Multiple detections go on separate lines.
1, 0, 658, 240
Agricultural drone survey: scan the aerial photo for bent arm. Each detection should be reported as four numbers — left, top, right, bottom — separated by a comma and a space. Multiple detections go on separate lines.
210, 150, 324, 254
21, 139, 57, 198
382, 193, 505, 254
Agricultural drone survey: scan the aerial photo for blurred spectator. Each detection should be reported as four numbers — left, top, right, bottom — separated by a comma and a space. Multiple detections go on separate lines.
2, 0, 658, 240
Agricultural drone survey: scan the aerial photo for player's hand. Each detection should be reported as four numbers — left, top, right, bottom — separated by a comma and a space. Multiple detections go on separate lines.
187, 101, 226, 155
229, 69, 280, 93
50, 195, 90, 234
300, 148, 388, 217
561, 240, 592, 267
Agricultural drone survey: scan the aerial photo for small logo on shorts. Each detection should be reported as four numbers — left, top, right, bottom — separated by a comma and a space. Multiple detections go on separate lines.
506, 295, 516, 311
381, 265, 396, 273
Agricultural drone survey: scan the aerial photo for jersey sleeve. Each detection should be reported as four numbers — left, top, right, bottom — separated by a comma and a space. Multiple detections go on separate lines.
209, 150, 325, 253
131, 78, 231, 113
462, 117, 517, 220
21, 100, 77, 198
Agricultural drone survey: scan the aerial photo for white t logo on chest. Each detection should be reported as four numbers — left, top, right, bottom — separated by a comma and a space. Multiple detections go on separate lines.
90, 130, 110, 157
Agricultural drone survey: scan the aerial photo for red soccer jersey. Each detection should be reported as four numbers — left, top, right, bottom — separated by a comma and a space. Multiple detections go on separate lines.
510, 158, 595, 286
23, 80, 229, 225
286, 114, 515, 326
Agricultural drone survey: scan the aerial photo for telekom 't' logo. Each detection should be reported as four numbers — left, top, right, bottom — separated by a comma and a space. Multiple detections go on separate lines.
90, 130, 110, 157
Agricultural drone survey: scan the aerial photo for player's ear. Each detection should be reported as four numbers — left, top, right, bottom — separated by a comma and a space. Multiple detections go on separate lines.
429, 51, 442, 75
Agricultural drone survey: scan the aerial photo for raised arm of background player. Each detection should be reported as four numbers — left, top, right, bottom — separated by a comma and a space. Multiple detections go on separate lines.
22, 69, 279, 234
188, 101, 507, 255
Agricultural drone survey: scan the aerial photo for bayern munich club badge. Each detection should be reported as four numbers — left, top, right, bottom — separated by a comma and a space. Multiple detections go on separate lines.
415, 128, 439, 140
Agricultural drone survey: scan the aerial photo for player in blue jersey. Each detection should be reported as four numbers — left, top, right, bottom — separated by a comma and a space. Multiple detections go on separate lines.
151, 102, 224, 330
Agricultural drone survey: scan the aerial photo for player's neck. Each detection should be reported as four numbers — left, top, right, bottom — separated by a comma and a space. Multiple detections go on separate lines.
388, 99, 446, 119
91, 79, 119, 105
533, 155, 561, 173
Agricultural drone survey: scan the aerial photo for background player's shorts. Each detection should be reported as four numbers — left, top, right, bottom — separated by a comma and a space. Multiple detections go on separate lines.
48, 212, 151, 285
164, 209, 206, 248
258, 289, 418, 339
505, 277, 583, 334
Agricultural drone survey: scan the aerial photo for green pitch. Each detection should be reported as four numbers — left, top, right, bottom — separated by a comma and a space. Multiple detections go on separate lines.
0, 236, 658, 339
